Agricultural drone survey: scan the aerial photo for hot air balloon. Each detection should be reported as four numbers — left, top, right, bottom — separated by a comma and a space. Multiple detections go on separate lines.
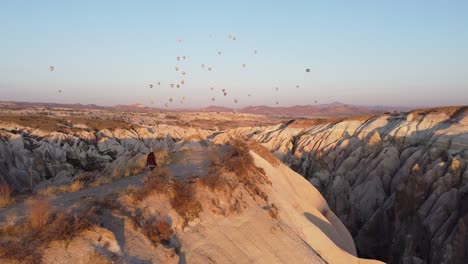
176, 84, 180, 88
228, 34, 233, 39
208, 67, 212, 71
169, 98, 173, 102
157, 82, 161, 86
149, 84, 153, 89
170, 84, 174, 88
306, 68, 310, 73
276, 101, 279, 105
176, 56, 180, 61
275, 87, 279, 92
175, 66, 179, 71
233, 36, 237, 40
222, 89, 226, 92
181, 80, 185, 85
218, 51, 222, 55
182, 71, 186, 75
234, 99, 238, 103
210, 87, 214, 91
253, 49, 258, 55
165, 103, 169, 107
201, 64, 205, 69
49, 66, 55, 71
211, 97, 215, 102
242, 64, 246, 68
296, 85, 299, 88
223, 92, 227, 96
248, 94, 251, 97
58, 89, 62, 93
182, 56, 186, 60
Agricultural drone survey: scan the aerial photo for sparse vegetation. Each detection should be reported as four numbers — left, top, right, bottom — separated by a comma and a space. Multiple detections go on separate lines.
0, 184, 14, 207
36, 180, 84, 196
27, 198, 53, 230
0, 201, 97, 263
130, 209, 174, 246
170, 181, 202, 227
133, 168, 173, 201
248, 139, 281, 167
202, 139, 271, 204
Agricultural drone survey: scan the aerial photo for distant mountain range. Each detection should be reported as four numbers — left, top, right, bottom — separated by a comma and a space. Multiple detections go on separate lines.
0, 101, 415, 117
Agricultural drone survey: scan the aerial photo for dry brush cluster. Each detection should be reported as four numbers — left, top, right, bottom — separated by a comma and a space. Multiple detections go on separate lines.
0, 198, 97, 264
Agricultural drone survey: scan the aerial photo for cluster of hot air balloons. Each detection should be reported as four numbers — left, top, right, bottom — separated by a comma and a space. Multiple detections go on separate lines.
48, 33, 317, 106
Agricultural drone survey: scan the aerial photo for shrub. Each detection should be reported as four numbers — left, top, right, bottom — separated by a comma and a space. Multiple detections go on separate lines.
130, 209, 174, 246
27, 198, 53, 230
170, 181, 202, 227
0, 184, 14, 207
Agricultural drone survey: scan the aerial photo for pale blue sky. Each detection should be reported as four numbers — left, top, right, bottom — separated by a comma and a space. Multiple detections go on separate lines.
1, 1, 467, 108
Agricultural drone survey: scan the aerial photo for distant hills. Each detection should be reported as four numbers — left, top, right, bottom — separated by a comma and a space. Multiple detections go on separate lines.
0, 100, 414, 118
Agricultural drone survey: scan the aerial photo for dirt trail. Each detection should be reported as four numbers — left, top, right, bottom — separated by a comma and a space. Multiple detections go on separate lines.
167, 141, 213, 180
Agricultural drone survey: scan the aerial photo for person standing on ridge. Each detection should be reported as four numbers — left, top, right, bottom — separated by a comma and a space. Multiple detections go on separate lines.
146, 148, 157, 171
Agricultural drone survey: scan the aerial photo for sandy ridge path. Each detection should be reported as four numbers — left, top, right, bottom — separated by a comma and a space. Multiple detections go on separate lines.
0, 142, 213, 224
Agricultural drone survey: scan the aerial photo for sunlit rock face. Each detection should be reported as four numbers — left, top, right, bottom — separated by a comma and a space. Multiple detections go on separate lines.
217, 107, 468, 264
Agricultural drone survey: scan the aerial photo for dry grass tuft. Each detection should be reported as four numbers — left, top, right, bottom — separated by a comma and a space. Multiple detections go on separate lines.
0, 184, 14, 207
36, 181, 84, 196
267, 203, 279, 219
27, 198, 53, 230
170, 181, 202, 227
201, 139, 270, 204
130, 209, 174, 246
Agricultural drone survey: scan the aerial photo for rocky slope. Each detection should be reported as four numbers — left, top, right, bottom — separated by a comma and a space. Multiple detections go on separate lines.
1, 106, 467, 263
214, 106, 468, 263
0, 139, 381, 264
